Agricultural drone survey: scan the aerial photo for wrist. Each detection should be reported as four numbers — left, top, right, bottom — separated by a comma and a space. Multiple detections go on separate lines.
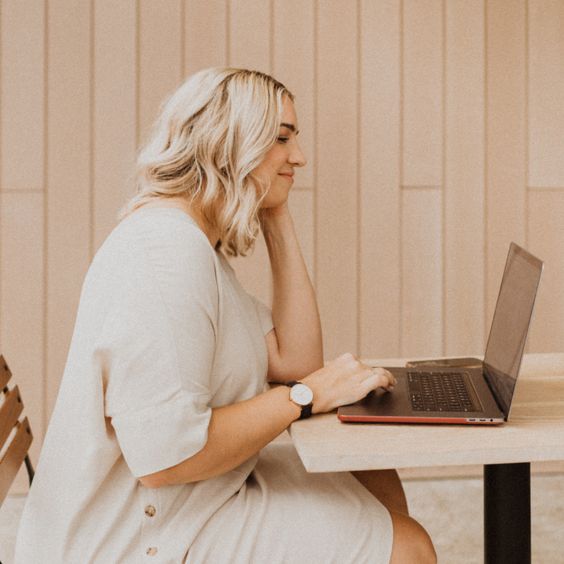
285, 380, 314, 419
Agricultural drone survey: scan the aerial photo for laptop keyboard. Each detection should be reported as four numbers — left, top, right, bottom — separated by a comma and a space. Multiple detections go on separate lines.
408, 371, 479, 412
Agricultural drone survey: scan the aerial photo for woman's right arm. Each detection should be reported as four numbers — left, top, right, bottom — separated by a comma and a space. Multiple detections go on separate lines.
139, 353, 395, 488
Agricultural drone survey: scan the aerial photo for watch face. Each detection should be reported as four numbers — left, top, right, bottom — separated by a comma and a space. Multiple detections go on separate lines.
290, 383, 313, 406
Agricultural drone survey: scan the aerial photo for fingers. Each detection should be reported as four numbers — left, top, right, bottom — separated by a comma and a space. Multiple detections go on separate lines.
334, 353, 396, 389
364, 367, 397, 392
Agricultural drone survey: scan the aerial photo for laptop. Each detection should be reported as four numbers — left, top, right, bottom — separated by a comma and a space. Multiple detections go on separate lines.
338, 242, 543, 425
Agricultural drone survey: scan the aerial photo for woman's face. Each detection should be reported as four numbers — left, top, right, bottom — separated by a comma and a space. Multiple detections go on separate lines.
253, 96, 306, 208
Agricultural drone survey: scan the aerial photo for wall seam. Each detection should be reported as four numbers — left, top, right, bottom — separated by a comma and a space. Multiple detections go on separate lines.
398, 0, 404, 356
313, 0, 318, 293
225, 0, 230, 65
269, 0, 274, 73
180, 0, 185, 77
356, 0, 361, 356
0, 0, 3, 351
135, 0, 140, 150
483, 0, 489, 346
42, 0, 49, 435
525, 0, 529, 248
441, 0, 447, 356
89, 0, 95, 261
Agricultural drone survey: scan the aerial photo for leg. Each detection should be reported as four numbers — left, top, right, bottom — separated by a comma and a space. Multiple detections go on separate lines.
351, 469, 409, 515
352, 470, 436, 563
484, 462, 531, 564
389, 511, 437, 564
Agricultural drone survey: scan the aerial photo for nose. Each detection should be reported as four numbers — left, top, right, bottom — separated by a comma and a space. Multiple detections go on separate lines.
289, 139, 307, 168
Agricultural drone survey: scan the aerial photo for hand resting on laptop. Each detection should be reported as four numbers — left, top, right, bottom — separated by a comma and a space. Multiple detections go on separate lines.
300, 352, 396, 414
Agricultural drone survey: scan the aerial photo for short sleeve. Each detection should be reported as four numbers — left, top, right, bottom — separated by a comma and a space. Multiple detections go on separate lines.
99, 220, 219, 477
248, 294, 274, 335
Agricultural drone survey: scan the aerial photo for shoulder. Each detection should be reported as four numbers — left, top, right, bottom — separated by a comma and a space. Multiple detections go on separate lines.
89, 209, 220, 302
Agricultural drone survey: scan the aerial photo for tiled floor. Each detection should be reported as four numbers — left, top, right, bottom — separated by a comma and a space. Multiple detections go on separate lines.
2, 474, 563, 563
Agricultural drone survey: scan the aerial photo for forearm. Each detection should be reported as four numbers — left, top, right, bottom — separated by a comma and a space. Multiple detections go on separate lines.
262, 209, 324, 379
139, 385, 300, 488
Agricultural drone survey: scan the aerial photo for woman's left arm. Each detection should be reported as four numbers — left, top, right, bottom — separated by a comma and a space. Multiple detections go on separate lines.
260, 204, 324, 382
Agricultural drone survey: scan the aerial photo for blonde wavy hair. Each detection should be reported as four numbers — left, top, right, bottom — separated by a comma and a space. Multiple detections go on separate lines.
118, 67, 294, 257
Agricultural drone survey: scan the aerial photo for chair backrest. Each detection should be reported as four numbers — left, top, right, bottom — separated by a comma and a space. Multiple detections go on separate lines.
0, 354, 33, 507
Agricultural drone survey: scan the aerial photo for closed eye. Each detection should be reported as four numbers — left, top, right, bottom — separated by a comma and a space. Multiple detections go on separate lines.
277, 137, 289, 144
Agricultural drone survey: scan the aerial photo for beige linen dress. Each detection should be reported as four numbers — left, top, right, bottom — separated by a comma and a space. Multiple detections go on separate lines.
14, 207, 392, 563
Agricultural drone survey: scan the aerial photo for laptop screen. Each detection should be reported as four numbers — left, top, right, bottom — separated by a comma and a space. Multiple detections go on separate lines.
483, 243, 543, 417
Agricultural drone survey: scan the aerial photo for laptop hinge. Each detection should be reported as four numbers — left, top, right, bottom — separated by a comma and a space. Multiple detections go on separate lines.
482, 363, 509, 420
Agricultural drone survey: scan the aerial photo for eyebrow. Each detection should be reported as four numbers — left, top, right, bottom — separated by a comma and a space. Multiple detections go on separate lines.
280, 122, 300, 135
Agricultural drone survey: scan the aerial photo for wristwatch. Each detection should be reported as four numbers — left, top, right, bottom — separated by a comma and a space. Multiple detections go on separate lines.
286, 381, 314, 419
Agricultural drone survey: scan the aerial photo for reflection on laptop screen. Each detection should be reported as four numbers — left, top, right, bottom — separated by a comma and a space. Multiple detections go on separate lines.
483, 243, 543, 416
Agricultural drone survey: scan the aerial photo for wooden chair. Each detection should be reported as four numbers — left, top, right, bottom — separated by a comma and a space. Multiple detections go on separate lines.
0, 354, 34, 507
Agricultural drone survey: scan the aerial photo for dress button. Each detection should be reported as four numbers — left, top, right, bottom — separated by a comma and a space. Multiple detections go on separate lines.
146, 547, 158, 556
144, 505, 156, 517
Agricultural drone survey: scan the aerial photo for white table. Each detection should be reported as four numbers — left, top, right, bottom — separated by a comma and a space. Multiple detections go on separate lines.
289, 353, 564, 564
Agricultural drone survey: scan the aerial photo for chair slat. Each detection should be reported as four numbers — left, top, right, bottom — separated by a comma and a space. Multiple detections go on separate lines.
0, 355, 12, 390
0, 386, 24, 451
0, 417, 33, 506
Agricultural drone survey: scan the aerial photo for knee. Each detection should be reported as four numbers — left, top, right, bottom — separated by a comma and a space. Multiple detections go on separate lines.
389, 511, 436, 564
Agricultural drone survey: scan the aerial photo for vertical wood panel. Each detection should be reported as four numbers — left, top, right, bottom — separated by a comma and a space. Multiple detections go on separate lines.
402, 0, 442, 186
0, 1, 45, 190
0, 193, 44, 488
316, 0, 358, 358
273, 0, 315, 189
289, 191, 315, 284
529, 0, 564, 187
486, 1, 527, 324
359, 0, 401, 358
139, 0, 183, 147
228, 0, 272, 302
528, 192, 564, 352
444, 0, 485, 355
184, 0, 227, 76
402, 190, 443, 356
46, 0, 92, 419
93, 0, 137, 251
229, 0, 270, 71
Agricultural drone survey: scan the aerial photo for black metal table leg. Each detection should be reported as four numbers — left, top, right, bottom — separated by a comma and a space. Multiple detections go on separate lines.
484, 462, 531, 564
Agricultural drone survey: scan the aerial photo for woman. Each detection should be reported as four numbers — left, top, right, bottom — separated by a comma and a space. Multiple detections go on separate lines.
15, 68, 435, 563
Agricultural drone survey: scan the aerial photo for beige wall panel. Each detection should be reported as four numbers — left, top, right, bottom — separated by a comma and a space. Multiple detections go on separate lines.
0, 1, 44, 190
139, 0, 183, 147
46, 0, 92, 419
316, 0, 358, 358
402, 190, 443, 357
529, 1, 564, 188
359, 0, 401, 358
288, 191, 315, 286
184, 0, 227, 75
444, 0, 485, 355
486, 1, 526, 325
528, 191, 564, 352
0, 193, 44, 491
93, 0, 137, 251
402, 0, 442, 186
228, 0, 272, 302
272, 0, 314, 189
229, 0, 270, 71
